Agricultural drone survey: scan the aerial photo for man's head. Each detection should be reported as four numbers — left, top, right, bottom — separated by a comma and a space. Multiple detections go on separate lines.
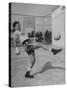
13, 21, 21, 32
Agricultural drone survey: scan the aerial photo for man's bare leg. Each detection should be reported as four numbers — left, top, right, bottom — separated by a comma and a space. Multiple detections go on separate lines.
25, 52, 35, 78
31, 42, 62, 55
40, 44, 62, 55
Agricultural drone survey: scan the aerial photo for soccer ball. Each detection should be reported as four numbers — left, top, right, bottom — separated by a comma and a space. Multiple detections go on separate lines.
15, 47, 20, 55
54, 33, 61, 40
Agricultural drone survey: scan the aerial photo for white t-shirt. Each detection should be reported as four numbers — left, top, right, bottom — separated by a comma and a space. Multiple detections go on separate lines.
12, 30, 21, 39
12, 30, 28, 43
20, 35, 28, 43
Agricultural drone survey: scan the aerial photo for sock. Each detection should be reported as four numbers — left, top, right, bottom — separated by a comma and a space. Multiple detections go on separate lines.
15, 47, 20, 55
27, 67, 31, 72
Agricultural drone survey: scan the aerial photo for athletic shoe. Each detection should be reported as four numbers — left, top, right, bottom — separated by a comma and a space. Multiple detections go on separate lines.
51, 48, 62, 55
25, 71, 34, 78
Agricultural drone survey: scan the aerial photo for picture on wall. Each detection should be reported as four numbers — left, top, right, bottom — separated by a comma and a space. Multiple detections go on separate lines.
9, 2, 65, 87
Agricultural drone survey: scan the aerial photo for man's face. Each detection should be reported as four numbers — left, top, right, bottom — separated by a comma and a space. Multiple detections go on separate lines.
15, 23, 20, 31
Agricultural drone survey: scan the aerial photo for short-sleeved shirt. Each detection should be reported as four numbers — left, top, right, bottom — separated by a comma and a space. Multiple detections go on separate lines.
12, 30, 21, 39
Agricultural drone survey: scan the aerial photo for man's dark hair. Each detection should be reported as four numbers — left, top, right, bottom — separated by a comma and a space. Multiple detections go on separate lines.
13, 21, 19, 28
12, 21, 20, 32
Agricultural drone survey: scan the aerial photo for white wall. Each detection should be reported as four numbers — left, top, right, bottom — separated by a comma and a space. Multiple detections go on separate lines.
35, 16, 52, 32
11, 14, 52, 35
52, 6, 65, 47
11, 3, 55, 34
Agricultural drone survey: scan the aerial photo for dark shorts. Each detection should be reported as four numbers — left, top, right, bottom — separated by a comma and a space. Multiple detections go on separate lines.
25, 45, 34, 55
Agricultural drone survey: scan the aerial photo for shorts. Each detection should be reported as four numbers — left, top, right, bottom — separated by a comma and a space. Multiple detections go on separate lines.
25, 45, 34, 55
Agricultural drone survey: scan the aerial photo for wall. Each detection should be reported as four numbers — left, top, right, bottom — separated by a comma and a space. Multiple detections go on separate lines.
35, 16, 52, 33
11, 3, 52, 36
11, 15, 52, 35
52, 6, 65, 47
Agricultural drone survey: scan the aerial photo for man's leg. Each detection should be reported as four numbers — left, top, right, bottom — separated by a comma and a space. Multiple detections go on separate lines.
40, 44, 62, 55
30, 42, 62, 55
25, 52, 35, 78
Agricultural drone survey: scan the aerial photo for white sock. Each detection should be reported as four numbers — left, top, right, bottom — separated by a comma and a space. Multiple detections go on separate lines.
15, 47, 19, 54
27, 67, 31, 72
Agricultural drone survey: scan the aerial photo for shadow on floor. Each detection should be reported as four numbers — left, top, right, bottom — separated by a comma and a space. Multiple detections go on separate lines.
33, 62, 65, 76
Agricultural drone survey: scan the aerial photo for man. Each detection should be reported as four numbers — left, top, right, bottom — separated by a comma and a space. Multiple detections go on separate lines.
11, 21, 22, 55
12, 21, 62, 78
21, 38, 62, 78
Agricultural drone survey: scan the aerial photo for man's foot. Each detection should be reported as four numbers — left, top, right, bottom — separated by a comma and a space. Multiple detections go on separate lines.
15, 47, 20, 55
25, 71, 34, 78
51, 48, 62, 55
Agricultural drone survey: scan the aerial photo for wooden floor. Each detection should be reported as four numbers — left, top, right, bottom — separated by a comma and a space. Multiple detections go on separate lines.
11, 46, 65, 87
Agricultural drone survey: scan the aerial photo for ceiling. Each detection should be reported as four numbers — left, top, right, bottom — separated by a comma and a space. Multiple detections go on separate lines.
11, 3, 60, 17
